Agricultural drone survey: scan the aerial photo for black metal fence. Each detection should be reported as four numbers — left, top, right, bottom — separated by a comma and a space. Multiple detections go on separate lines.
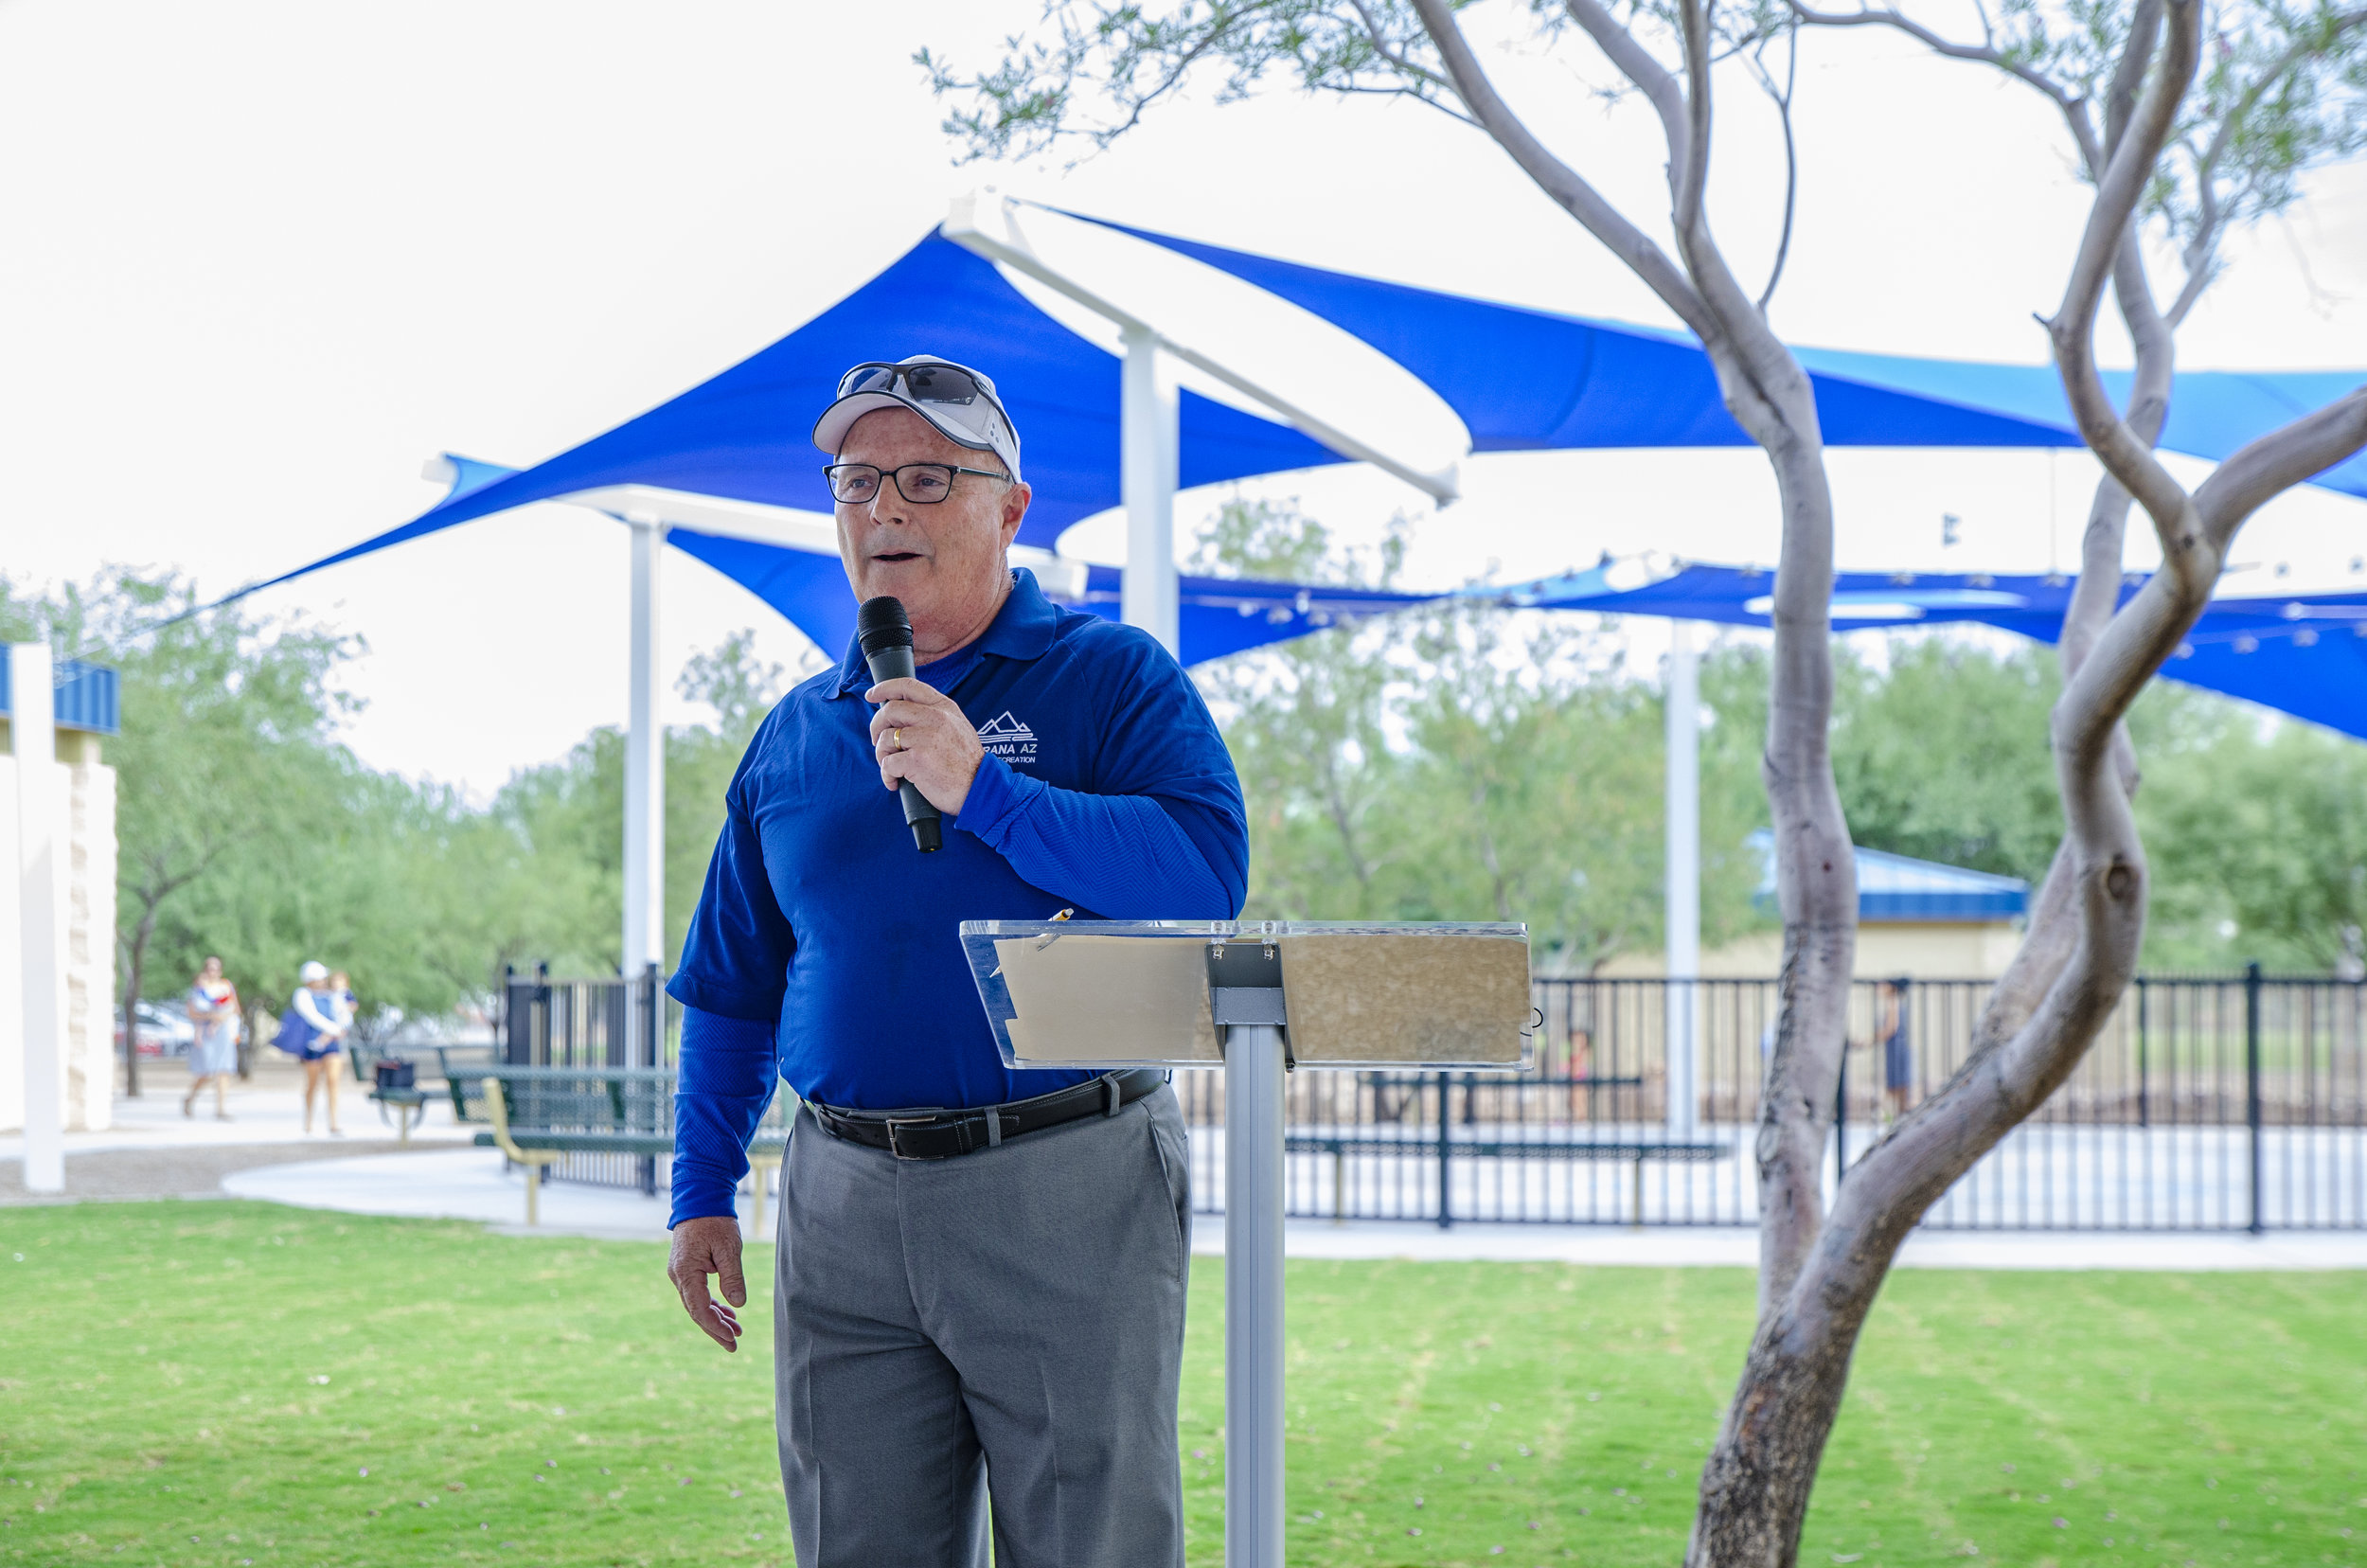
488, 966, 2367, 1229
1177, 968, 2367, 1232
497, 964, 682, 1190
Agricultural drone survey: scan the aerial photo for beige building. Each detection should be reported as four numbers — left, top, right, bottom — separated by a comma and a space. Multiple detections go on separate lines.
1602, 840, 2031, 981
1, 650, 119, 1135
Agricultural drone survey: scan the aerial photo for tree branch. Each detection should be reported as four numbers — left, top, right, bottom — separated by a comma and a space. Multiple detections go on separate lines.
1674, 0, 1715, 239
2191, 385, 2367, 547
1561, 0, 1694, 181
1747, 27, 1803, 311
2045, 0, 2204, 572
1663, 0, 1819, 447
2100, 0, 2166, 155
1409, 0, 1716, 338
1344, 0, 1466, 101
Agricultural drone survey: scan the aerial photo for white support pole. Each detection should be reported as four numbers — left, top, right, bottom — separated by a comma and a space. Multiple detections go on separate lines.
1664, 621, 1701, 1138
1223, 1020, 1286, 1568
1120, 326, 1180, 655
14, 643, 65, 1193
622, 518, 667, 981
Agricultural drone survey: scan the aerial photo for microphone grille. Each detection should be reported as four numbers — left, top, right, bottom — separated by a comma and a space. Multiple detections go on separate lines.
856, 596, 914, 654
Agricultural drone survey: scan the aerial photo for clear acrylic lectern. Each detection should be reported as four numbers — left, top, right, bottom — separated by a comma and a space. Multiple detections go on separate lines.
960, 919, 1532, 1568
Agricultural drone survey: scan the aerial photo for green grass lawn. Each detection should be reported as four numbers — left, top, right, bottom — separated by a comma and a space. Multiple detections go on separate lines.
2, 1203, 2362, 1567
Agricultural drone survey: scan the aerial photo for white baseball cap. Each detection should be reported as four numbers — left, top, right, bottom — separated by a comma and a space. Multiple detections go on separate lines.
811, 355, 1022, 482
299, 961, 328, 983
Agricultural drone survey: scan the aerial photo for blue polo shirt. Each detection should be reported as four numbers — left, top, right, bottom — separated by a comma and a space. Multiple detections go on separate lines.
667, 570, 1247, 1183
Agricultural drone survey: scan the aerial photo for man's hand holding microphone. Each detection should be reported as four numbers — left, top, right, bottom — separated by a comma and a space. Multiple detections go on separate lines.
861, 595, 983, 844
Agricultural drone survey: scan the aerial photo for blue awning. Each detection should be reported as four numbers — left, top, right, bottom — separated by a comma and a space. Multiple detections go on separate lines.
0, 650, 120, 736
1749, 830, 2030, 922
1853, 846, 2031, 922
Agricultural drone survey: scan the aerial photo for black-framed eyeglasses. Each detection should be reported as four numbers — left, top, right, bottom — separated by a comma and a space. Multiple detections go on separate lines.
824, 462, 1012, 506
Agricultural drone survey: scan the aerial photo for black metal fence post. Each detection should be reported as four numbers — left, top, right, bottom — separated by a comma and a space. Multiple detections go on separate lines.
1833, 1038, 1850, 1187
2136, 976, 2151, 1130
1436, 1069, 1453, 1230
2246, 960, 2265, 1235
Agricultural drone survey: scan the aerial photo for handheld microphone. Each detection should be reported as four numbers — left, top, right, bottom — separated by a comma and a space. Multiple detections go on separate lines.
856, 596, 944, 853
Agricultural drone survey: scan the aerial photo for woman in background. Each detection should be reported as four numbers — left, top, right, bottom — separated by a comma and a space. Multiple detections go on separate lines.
291, 961, 348, 1135
182, 955, 240, 1121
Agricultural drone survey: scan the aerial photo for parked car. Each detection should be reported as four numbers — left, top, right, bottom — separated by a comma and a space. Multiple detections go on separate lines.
114, 1001, 198, 1059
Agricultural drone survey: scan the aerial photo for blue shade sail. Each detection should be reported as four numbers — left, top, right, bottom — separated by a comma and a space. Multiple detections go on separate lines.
1063, 208, 2367, 501
427, 456, 1450, 670
669, 526, 1444, 670
1506, 562, 2367, 742
220, 207, 2364, 729
228, 232, 1343, 603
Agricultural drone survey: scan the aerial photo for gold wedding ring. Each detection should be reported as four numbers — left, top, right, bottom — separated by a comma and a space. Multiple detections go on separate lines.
892, 727, 903, 751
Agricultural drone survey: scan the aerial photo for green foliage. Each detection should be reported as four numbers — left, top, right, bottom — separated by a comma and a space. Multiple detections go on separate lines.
1824, 640, 2066, 882
2140, 717, 2367, 971
1975, 0, 2367, 299
7, 572, 378, 1024
1194, 500, 1763, 970
921, 0, 2367, 314
917, 2, 1468, 165
1714, 632, 2367, 971
490, 628, 799, 977
3, 570, 802, 1052
917, 0, 1805, 167
7, 1203, 2367, 1566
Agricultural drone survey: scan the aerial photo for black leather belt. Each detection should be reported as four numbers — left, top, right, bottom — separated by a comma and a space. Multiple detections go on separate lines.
808, 1068, 1166, 1161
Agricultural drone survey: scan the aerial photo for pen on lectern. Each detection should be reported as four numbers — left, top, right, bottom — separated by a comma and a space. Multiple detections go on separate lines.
1032, 907, 1077, 952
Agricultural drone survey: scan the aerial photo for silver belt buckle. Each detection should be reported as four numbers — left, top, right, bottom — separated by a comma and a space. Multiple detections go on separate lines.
882, 1115, 936, 1161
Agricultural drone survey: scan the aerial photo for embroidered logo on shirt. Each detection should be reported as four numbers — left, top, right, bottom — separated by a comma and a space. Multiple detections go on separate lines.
977, 711, 1039, 763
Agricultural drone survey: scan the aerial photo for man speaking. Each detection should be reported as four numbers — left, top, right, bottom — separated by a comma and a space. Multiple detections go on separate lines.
665, 355, 1246, 1567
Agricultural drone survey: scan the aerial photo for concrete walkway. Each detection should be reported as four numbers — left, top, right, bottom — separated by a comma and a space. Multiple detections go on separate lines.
17, 1086, 2367, 1268
211, 1146, 2367, 1269
0, 1058, 472, 1159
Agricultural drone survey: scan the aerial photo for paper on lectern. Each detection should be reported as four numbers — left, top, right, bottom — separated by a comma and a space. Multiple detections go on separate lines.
991, 935, 1221, 1064
1276, 932, 1530, 1064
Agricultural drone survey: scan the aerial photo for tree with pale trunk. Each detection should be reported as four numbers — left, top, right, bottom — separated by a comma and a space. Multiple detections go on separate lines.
926, 1, 2367, 1560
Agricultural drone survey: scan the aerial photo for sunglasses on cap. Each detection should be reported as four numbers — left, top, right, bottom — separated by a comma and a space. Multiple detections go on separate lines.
835, 361, 1003, 412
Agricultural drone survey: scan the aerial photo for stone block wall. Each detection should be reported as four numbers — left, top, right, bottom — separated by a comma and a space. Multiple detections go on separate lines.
0, 752, 117, 1133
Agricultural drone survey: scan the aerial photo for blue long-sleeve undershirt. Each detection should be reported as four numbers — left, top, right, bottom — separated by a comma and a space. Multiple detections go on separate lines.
954, 751, 1235, 917
671, 1006, 780, 1227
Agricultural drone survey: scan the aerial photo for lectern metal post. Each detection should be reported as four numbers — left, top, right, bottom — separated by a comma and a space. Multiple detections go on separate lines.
960, 918, 1531, 1568
1224, 1021, 1286, 1568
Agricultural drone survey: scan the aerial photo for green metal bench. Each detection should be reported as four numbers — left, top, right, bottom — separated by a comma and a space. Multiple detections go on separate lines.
433, 1046, 501, 1121
452, 1065, 790, 1225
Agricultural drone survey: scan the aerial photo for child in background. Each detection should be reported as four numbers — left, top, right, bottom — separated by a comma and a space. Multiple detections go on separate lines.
183, 956, 240, 1120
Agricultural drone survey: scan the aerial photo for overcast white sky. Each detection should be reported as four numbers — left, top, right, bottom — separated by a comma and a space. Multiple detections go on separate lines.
4, 0, 2363, 796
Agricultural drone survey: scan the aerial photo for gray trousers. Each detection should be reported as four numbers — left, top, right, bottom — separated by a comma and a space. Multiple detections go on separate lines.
774, 1084, 1191, 1568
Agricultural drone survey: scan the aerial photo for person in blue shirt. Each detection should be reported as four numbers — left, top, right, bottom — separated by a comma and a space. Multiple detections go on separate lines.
665, 354, 1246, 1568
